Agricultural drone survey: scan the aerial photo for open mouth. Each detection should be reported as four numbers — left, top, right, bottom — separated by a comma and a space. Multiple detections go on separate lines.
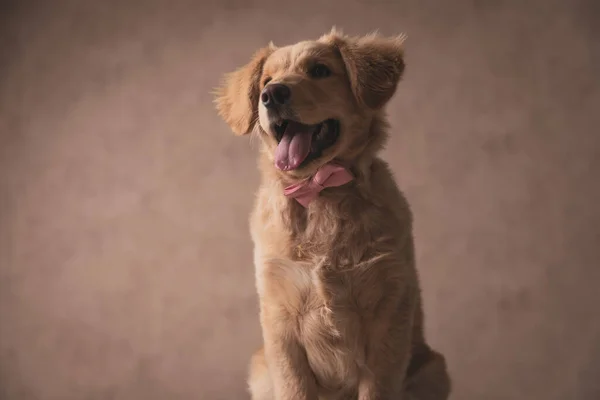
271, 119, 340, 171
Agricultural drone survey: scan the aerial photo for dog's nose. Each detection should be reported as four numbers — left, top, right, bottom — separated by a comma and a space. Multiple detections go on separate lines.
260, 84, 291, 108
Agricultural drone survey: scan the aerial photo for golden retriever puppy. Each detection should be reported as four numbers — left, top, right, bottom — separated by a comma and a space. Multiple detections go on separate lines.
214, 27, 451, 400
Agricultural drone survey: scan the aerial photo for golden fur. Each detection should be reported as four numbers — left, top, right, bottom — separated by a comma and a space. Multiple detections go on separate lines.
214, 28, 451, 400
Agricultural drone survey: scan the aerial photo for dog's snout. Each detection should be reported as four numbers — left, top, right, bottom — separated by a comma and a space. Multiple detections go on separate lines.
260, 84, 291, 108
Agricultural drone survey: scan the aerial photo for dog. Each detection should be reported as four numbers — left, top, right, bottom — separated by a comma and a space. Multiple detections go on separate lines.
214, 27, 451, 400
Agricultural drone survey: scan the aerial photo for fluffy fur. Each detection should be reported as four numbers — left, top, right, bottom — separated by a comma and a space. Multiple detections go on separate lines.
214, 28, 451, 400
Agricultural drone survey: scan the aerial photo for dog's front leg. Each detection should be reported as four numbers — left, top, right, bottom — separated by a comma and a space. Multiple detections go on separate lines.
261, 310, 319, 400
357, 328, 411, 400
258, 258, 319, 400
357, 295, 414, 400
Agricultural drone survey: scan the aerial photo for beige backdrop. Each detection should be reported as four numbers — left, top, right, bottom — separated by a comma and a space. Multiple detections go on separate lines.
1, 1, 599, 399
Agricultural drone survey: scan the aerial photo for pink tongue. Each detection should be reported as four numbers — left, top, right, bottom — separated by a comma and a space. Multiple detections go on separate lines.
274, 121, 314, 171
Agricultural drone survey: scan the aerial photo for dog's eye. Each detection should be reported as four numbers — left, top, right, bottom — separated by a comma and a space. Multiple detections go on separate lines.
308, 64, 331, 79
262, 77, 272, 87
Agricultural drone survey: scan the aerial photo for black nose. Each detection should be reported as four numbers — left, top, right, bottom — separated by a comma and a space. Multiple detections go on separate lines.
260, 84, 291, 108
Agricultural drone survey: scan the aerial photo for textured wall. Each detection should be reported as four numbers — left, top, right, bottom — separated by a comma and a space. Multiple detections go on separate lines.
1, 1, 599, 399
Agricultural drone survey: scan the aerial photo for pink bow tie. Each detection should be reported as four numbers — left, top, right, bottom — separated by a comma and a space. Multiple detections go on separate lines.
283, 163, 354, 207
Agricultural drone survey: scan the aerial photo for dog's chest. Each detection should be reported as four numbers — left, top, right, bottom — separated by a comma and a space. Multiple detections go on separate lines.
250, 196, 365, 390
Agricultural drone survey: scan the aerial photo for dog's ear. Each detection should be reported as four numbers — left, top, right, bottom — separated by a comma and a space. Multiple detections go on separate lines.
323, 29, 406, 110
214, 44, 276, 135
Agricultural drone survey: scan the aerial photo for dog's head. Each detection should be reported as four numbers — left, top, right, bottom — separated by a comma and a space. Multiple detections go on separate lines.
214, 28, 405, 177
